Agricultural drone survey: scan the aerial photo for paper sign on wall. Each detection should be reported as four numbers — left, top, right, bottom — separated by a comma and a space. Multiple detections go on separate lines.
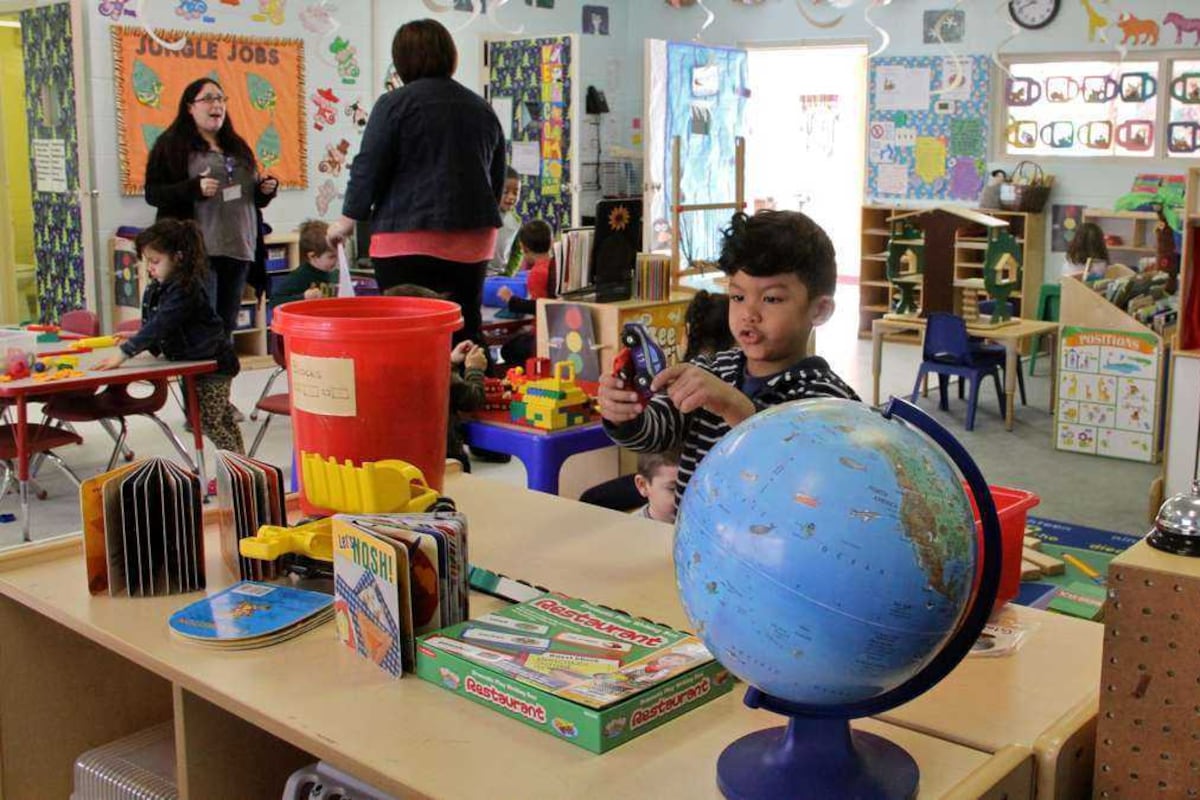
511, 141, 541, 176
914, 136, 947, 183
290, 354, 357, 417
877, 164, 909, 195
875, 66, 931, 111
32, 138, 67, 193
950, 118, 983, 157
491, 96, 514, 140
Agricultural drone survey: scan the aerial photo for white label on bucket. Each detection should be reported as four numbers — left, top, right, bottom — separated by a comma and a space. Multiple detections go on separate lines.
290, 354, 357, 417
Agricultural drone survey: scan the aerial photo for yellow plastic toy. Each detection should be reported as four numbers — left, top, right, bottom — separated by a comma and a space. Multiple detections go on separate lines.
70, 335, 121, 351
510, 361, 593, 431
300, 452, 439, 514
240, 517, 334, 562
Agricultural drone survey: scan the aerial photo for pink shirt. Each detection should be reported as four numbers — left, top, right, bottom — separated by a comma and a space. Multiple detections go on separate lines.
371, 228, 498, 263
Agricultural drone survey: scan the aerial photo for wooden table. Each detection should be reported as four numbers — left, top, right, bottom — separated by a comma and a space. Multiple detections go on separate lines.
872, 317, 1060, 431
0, 476, 1096, 799
0, 358, 216, 540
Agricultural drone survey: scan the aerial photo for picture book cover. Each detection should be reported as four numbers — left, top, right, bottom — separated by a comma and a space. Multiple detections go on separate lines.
332, 517, 410, 677
168, 581, 332, 643
420, 594, 714, 710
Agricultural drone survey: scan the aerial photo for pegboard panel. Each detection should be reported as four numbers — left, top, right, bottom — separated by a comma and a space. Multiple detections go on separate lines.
1094, 541, 1200, 799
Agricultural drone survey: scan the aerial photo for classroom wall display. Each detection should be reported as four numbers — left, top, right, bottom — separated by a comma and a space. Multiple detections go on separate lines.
111, 26, 307, 195
645, 41, 748, 263
487, 36, 575, 234
1051, 204, 1086, 252
22, 3, 85, 324
582, 5, 608, 35
544, 302, 600, 381
1167, 58, 1200, 157
1056, 326, 1162, 463
923, 9, 965, 44
866, 55, 990, 203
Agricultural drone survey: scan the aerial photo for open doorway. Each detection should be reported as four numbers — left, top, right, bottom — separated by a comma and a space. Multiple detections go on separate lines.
743, 43, 868, 360
0, 11, 37, 324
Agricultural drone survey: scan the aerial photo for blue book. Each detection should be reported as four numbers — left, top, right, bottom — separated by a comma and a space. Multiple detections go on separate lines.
169, 581, 332, 644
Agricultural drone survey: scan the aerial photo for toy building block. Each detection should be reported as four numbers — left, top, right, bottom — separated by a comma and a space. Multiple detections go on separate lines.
69, 335, 121, 351
300, 452, 439, 514
1023, 535, 1042, 550
1020, 559, 1043, 580
1022, 547, 1065, 576
509, 361, 593, 430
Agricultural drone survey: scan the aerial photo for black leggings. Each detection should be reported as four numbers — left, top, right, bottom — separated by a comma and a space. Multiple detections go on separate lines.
206, 256, 251, 338
373, 255, 486, 345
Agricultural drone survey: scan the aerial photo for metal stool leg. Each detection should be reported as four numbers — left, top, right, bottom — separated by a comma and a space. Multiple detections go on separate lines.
143, 413, 198, 471
98, 417, 135, 463
250, 367, 284, 422
104, 419, 130, 472
43, 451, 83, 488
248, 413, 273, 459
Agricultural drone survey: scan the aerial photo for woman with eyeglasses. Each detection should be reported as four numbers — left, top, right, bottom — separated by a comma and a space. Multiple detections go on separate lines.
145, 77, 279, 340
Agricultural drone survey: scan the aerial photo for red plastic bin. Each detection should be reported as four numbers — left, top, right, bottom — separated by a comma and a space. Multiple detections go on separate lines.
963, 483, 1040, 609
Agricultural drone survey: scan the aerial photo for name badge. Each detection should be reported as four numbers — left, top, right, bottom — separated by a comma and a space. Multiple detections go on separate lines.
222, 184, 242, 202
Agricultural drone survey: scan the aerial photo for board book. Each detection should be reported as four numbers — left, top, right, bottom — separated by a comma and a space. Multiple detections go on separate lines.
215, 451, 287, 581
81, 457, 204, 597
332, 513, 469, 677
168, 581, 333, 649
416, 594, 732, 753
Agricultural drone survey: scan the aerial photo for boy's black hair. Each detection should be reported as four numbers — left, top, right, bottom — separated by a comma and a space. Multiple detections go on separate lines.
135, 219, 208, 292
637, 449, 680, 480
717, 210, 836, 298
505, 166, 519, 182
518, 219, 553, 255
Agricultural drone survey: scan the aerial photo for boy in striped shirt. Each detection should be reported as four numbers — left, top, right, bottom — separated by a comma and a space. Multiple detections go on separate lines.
599, 210, 859, 506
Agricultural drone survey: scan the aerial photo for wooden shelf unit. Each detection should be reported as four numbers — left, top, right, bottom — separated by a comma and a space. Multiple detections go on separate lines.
859, 205, 1045, 338
234, 232, 301, 369
1081, 209, 1160, 270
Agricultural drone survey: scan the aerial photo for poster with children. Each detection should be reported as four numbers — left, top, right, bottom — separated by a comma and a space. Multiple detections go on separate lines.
1056, 327, 1162, 463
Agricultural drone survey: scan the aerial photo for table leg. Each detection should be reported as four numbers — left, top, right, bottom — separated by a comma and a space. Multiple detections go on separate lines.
183, 376, 208, 495
15, 398, 29, 542
526, 442, 561, 495
1004, 342, 1017, 432
872, 325, 884, 406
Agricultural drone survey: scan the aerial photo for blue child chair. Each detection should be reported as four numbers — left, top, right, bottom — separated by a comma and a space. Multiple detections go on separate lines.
911, 313, 1004, 431
972, 300, 1026, 407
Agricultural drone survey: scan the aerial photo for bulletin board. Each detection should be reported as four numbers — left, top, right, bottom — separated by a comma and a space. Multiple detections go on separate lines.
866, 55, 991, 203
486, 36, 578, 234
111, 27, 308, 195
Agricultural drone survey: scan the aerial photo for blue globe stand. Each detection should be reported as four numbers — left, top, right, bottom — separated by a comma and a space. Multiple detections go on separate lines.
700, 399, 1004, 800
716, 688, 917, 800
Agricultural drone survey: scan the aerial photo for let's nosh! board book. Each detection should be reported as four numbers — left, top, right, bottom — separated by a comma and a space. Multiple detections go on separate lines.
332, 513, 469, 677
416, 594, 732, 753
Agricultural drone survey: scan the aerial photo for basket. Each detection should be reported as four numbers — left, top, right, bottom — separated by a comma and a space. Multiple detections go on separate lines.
999, 160, 1052, 212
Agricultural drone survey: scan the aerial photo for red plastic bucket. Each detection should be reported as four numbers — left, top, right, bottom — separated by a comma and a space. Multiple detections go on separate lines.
963, 483, 1040, 609
273, 297, 463, 515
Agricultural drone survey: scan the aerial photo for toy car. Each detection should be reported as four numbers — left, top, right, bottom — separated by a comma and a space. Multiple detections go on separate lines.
614, 322, 667, 398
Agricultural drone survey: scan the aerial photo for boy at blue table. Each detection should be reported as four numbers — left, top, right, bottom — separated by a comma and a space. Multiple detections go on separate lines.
598, 210, 858, 504
97, 219, 244, 454
269, 220, 337, 309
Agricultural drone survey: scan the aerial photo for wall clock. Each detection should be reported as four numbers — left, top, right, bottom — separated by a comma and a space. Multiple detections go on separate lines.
1009, 0, 1060, 30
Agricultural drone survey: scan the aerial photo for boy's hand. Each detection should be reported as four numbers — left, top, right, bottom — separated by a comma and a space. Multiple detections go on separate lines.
95, 352, 129, 371
451, 340, 474, 366
497, 286, 513, 303
303, 284, 323, 300
598, 373, 643, 424
465, 345, 488, 372
652, 364, 755, 427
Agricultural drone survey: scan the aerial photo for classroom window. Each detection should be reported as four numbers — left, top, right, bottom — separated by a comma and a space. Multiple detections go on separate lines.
1166, 59, 1200, 158
1002, 59, 1160, 159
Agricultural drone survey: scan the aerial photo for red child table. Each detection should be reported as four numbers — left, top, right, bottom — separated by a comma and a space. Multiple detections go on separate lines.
0, 358, 216, 541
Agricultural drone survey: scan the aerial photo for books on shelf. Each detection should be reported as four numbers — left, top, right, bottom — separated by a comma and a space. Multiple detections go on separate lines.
634, 254, 671, 301
332, 512, 470, 677
81, 458, 204, 597
553, 228, 594, 296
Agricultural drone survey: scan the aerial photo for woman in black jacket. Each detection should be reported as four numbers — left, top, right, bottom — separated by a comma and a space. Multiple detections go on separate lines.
144, 77, 278, 337
328, 18, 507, 345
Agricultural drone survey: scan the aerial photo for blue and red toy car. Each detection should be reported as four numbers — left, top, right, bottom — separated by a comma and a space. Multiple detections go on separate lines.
612, 322, 667, 401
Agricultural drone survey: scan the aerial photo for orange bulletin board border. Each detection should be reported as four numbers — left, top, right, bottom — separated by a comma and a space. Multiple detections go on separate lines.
112, 27, 307, 196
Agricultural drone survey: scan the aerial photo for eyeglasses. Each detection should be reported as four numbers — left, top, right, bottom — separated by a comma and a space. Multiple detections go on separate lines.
193, 94, 227, 105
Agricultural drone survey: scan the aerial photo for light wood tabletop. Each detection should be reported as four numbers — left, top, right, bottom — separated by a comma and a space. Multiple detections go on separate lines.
0, 475, 1081, 799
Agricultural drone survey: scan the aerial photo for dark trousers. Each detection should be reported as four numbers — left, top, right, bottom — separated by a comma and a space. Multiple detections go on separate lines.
373, 255, 486, 345
206, 256, 252, 337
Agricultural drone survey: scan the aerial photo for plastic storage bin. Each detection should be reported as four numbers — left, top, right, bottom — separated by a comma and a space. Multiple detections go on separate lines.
964, 483, 1040, 608
283, 761, 398, 800
482, 274, 529, 308
72, 723, 177, 800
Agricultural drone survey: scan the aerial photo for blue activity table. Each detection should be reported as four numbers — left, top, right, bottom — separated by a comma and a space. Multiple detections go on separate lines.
462, 418, 613, 495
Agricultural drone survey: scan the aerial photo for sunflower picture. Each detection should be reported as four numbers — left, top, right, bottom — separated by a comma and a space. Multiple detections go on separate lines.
608, 205, 631, 232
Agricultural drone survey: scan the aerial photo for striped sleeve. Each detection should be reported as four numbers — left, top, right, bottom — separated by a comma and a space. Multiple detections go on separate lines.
602, 394, 687, 453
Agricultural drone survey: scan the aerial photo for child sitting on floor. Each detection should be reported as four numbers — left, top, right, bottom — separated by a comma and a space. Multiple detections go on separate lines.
385, 284, 488, 472
634, 450, 680, 524
98, 219, 244, 454
269, 220, 337, 308
599, 210, 859, 504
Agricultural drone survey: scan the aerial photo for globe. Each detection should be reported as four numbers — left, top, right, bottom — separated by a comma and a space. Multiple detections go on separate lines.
675, 397, 979, 709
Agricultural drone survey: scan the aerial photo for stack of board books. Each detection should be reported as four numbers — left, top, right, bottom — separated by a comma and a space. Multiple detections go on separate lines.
332, 513, 469, 677
216, 451, 286, 580
81, 457, 204, 597
168, 581, 333, 649
416, 594, 732, 753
